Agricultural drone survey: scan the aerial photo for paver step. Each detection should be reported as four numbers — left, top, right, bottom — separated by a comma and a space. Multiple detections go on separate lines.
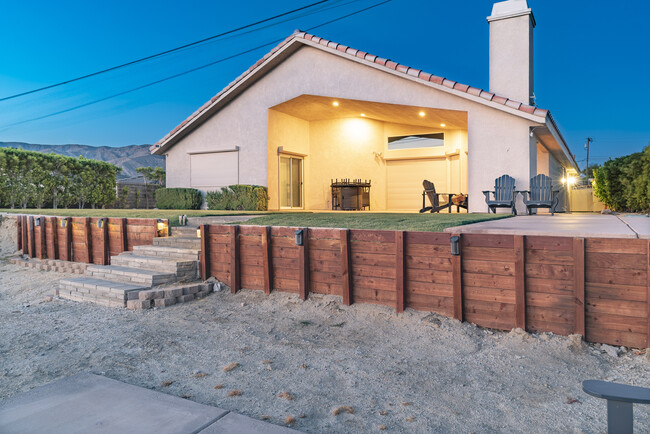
86, 265, 176, 287
110, 254, 197, 277
131, 245, 199, 261
153, 237, 201, 249
59, 277, 146, 307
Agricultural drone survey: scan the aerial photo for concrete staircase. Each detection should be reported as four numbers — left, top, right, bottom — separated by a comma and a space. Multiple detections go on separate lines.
58, 234, 202, 308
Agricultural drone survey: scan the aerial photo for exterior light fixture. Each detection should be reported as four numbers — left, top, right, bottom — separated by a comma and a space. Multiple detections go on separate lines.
450, 235, 460, 256
97, 219, 104, 229
440, 123, 446, 127
197, 228, 201, 238
360, 113, 366, 117
157, 219, 164, 231
34, 217, 41, 227
561, 177, 567, 185
60, 219, 68, 228
295, 229, 304, 246
332, 101, 339, 107
418, 111, 425, 117
567, 176, 576, 186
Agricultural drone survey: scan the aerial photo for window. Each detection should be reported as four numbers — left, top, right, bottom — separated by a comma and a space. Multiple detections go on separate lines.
387, 133, 444, 150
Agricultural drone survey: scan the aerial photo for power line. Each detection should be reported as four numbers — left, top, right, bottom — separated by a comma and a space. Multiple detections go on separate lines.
0, 0, 334, 102
0, 0, 393, 131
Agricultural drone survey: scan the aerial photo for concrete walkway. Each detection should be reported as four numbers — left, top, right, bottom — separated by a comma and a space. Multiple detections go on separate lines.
445, 213, 650, 239
0, 373, 298, 434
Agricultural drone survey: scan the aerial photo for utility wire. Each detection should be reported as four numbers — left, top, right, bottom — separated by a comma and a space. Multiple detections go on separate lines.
0, 0, 392, 131
0, 0, 333, 102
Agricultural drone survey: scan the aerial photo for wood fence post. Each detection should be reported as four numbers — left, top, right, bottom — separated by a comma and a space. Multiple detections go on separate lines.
64, 218, 72, 261
514, 235, 526, 330
647, 241, 650, 348
51, 217, 59, 260
395, 231, 405, 313
451, 233, 463, 321
230, 225, 240, 293
298, 227, 310, 301
573, 238, 585, 337
85, 217, 93, 264
340, 229, 352, 306
119, 218, 128, 252
28, 216, 35, 258
101, 218, 109, 265
22, 215, 29, 255
16, 215, 22, 252
39, 216, 46, 259
262, 226, 272, 295
200, 224, 209, 281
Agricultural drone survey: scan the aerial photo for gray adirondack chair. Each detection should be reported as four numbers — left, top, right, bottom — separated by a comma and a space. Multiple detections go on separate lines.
419, 180, 451, 213
520, 174, 559, 215
482, 175, 517, 214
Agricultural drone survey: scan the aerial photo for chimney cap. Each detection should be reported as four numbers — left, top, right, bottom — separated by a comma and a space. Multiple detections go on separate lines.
487, 0, 535, 26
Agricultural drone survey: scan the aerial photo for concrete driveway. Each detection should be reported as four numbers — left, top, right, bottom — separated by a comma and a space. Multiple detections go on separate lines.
445, 213, 650, 239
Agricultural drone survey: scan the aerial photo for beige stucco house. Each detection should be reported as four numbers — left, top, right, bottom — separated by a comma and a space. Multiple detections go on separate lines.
151, 0, 579, 213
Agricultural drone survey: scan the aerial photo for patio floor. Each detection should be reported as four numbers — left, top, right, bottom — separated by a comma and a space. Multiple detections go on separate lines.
444, 213, 650, 239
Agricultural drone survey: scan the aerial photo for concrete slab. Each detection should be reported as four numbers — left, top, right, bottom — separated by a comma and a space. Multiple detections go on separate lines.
444, 214, 639, 238
199, 412, 299, 434
618, 215, 650, 239
0, 373, 227, 434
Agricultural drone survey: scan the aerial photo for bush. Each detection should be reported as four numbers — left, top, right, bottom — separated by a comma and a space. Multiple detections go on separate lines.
155, 188, 203, 210
593, 145, 650, 212
206, 185, 269, 211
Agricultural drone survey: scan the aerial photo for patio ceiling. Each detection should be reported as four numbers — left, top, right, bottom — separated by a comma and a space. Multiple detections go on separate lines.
271, 95, 468, 130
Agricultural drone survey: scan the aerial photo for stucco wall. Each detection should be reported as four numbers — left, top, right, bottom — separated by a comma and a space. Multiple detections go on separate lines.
163, 44, 547, 212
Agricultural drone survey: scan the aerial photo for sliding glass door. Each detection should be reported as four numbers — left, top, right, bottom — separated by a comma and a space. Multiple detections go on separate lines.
279, 155, 303, 208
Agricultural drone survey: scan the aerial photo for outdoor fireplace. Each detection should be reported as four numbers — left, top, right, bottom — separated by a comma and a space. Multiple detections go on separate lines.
331, 179, 371, 210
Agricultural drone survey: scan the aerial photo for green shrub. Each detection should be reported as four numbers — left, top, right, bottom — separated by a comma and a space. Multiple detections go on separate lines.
593, 145, 650, 212
206, 185, 269, 211
155, 188, 202, 210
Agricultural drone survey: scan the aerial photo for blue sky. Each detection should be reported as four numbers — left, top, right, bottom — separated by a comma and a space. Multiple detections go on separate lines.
0, 0, 648, 168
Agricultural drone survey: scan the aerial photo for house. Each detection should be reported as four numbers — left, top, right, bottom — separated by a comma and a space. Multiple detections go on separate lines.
151, 0, 579, 213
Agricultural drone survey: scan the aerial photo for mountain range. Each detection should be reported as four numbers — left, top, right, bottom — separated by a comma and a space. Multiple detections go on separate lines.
0, 142, 164, 179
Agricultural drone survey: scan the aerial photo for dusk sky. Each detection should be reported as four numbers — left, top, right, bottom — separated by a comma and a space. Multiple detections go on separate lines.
0, 0, 648, 169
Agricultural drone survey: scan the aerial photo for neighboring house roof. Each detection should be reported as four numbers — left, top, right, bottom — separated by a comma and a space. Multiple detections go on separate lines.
151, 30, 578, 171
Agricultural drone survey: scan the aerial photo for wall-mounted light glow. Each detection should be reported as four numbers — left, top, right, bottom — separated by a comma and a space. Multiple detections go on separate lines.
440, 123, 446, 127
360, 113, 366, 117
332, 101, 339, 107
567, 176, 576, 186
418, 111, 425, 117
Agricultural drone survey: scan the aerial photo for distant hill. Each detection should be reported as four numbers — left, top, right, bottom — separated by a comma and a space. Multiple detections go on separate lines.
0, 142, 164, 179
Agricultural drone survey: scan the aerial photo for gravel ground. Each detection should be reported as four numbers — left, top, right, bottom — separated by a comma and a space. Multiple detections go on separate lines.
0, 216, 648, 433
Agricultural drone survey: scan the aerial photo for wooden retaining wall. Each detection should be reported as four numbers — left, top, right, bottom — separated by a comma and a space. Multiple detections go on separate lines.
15, 215, 167, 265
201, 225, 650, 349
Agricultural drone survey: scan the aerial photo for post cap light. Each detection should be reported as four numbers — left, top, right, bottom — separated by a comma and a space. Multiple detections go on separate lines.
295, 229, 304, 246
450, 235, 460, 256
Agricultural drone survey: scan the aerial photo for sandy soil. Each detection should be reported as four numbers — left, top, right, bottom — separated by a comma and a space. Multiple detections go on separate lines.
0, 216, 648, 433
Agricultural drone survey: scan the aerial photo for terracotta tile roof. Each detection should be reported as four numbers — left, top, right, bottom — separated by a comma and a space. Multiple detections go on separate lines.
153, 30, 549, 152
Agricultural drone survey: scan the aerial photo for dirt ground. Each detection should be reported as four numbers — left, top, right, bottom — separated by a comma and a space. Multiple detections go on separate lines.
0, 215, 648, 433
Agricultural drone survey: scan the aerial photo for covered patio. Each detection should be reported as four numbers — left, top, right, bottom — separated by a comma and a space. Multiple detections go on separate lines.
267, 95, 468, 212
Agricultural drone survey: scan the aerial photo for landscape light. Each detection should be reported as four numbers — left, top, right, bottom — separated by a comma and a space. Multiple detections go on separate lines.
97, 219, 104, 229
295, 229, 304, 246
34, 217, 41, 227
450, 236, 460, 256
157, 219, 164, 231
60, 219, 68, 228
197, 229, 201, 238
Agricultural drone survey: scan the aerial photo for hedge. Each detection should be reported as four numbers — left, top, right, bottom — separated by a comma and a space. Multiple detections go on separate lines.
206, 185, 269, 211
593, 145, 650, 212
155, 188, 203, 210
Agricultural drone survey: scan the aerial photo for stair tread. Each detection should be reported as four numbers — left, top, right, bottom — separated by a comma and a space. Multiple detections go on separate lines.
112, 254, 195, 264
86, 265, 176, 277
133, 245, 200, 254
60, 277, 146, 292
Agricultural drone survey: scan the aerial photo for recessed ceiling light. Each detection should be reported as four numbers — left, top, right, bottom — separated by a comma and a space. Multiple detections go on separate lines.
418, 111, 425, 117
440, 123, 446, 127
332, 101, 339, 107
360, 113, 366, 117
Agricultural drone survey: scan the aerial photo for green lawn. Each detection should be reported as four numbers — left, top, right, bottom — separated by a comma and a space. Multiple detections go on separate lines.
0, 209, 270, 227
242, 212, 511, 232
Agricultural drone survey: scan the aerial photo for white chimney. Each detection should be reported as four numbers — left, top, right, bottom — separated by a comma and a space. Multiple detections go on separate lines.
487, 0, 536, 105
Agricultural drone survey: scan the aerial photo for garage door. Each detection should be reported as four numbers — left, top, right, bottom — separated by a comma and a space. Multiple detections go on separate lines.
189, 151, 238, 189
386, 159, 446, 210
